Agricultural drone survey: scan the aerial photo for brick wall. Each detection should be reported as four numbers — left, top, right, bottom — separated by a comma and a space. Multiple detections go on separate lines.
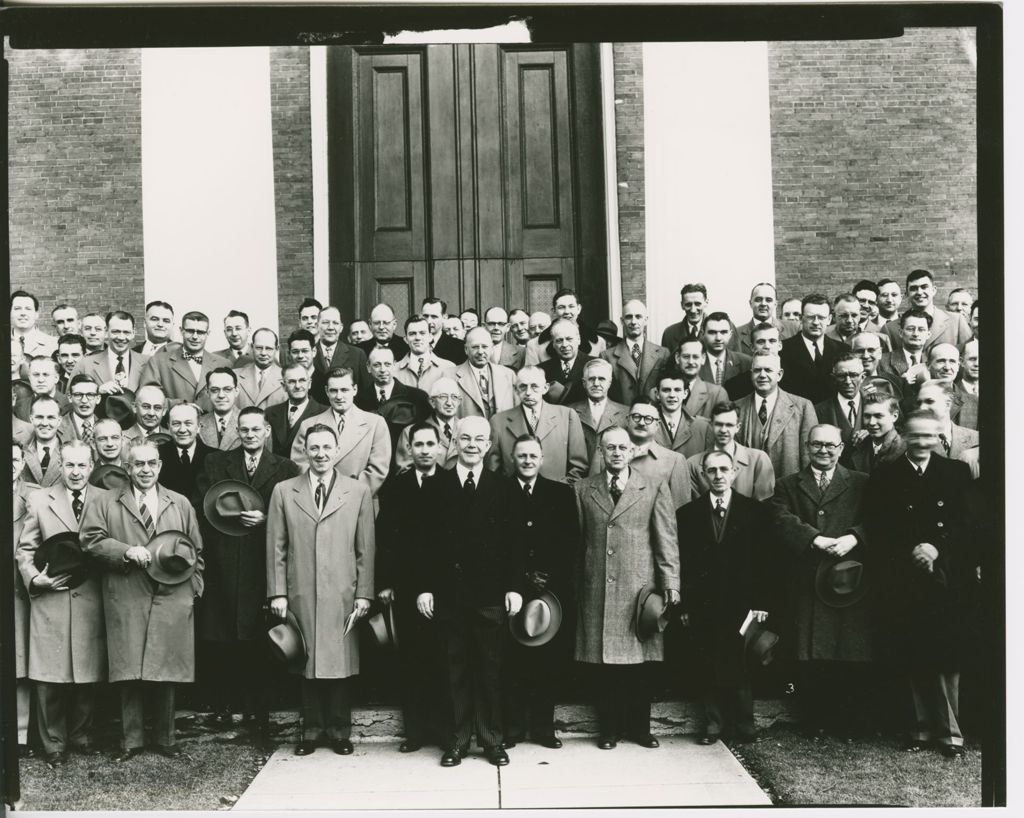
612, 43, 646, 306
7, 47, 145, 328
768, 28, 978, 305
269, 46, 315, 338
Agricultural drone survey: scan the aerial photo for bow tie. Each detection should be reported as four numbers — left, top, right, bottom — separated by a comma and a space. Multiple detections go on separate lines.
183, 353, 203, 364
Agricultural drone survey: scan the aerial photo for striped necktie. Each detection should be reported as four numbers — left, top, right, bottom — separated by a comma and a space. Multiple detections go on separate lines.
138, 496, 155, 535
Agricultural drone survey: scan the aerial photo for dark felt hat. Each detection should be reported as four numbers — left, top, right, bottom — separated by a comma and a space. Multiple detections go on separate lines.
744, 620, 780, 667
634, 584, 670, 642
366, 602, 400, 650
89, 463, 131, 491
509, 591, 563, 647
34, 531, 93, 590
203, 479, 266, 537
267, 609, 307, 672
145, 530, 197, 585
814, 559, 869, 609
99, 390, 136, 429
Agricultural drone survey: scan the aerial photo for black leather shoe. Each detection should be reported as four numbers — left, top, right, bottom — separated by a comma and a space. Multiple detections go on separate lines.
941, 744, 965, 759
698, 734, 719, 746
536, 735, 563, 749
440, 749, 462, 767
332, 739, 354, 755
485, 746, 510, 767
502, 734, 523, 749
154, 745, 184, 758
44, 751, 68, 766
597, 737, 617, 750
399, 740, 423, 753
114, 747, 143, 762
632, 734, 660, 748
294, 741, 317, 756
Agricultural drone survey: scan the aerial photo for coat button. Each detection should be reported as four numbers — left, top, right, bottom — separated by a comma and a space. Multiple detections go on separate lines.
937, 522, 944, 528
937, 501, 944, 507
526, 521, 533, 527
607, 577, 614, 583
817, 510, 825, 516
607, 550, 614, 556
908, 505, 914, 511
528, 550, 535, 558
454, 563, 461, 570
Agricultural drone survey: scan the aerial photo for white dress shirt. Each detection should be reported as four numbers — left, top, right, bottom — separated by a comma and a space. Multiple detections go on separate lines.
588, 398, 607, 426
802, 335, 823, 359
134, 485, 159, 521
415, 466, 437, 487
455, 463, 484, 488
107, 348, 130, 381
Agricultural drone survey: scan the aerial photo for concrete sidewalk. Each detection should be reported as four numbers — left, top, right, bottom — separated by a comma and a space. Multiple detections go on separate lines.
232, 736, 770, 810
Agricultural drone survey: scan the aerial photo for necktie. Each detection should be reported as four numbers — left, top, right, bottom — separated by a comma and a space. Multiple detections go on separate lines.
288, 403, 299, 427
526, 408, 538, 433
523, 481, 532, 497
443, 421, 452, 441
256, 368, 264, 390
322, 345, 334, 363
417, 357, 426, 380
217, 416, 226, 444
561, 360, 571, 377
631, 343, 642, 369
479, 370, 492, 417
667, 416, 677, 439
184, 353, 203, 365
72, 489, 83, 521
939, 433, 951, 454
609, 475, 622, 505
818, 470, 830, 495
916, 465, 925, 477
714, 358, 723, 385
138, 496, 155, 535
115, 354, 125, 377
246, 454, 258, 480
315, 478, 326, 512
715, 498, 726, 519
463, 469, 476, 495
911, 352, 920, 366
336, 414, 345, 435
18, 335, 26, 355
811, 343, 820, 363
847, 400, 857, 427
758, 399, 768, 426
180, 447, 191, 466
40, 446, 51, 472
379, 388, 387, 403
82, 418, 94, 444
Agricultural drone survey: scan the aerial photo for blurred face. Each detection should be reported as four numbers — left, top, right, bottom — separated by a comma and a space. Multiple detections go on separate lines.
251, 330, 277, 369
224, 316, 250, 351
93, 421, 123, 463
128, 443, 162, 491
928, 346, 960, 382
455, 418, 491, 466
509, 311, 530, 343
554, 295, 581, 322
410, 428, 440, 470
808, 426, 843, 470
10, 348, 20, 380
750, 356, 782, 396
429, 386, 461, 420
289, 340, 314, 369
800, 303, 830, 340
963, 341, 979, 381
711, 410, 739, 449
681, 291, 706, 325
52, 307, 80, 336
318, 308, 343, 345
60, 444, 92, 491
907, 276, 935, 309
862, 401, 897, 440
134, 387, 166, 431
904, 416, 942, 460
528, 313, 551, 337
657, 379, 687, 414
348, 321, 372, 344
305, 430, 337, 476
207, 372, 237, 415
420, 302, 445, 335
515, 371, 547, 408
107, 316, 135, 355
406, 320, 431, 355
299, 306, 321, 333
915, 385, 950, 421
12, 445, 25, 483
854, 289, 878, 322
851, 334, 882, 374
443, 317, 465, 339
181, 318, 209, 354
551, 322, 580, 361
703, 452, 736, 496
29, 359, 58, 395
751, 328, 781, 357
30, 400, 60, 441
81, 316, 107, 350
878, 283, 902, 316
368, 349, 395, 385
460, 311, 479, 331
675, 342, 704, 380
11, 296, 38, 331
283, 367, 309, 402
703, 319, 731, 354
465, 328, 493, 367
900, 316, 931, 351
168, 404, 199, 447
600, 428, 634, 473
326, 373, 356, 414
583, 365, 612, 402
68, 379, 100, 419
626, 404, 660, 443
57, 342, 84, 376
834, 301, 861, 336
622, 301, 647, 340
781, 299, 802, 322
145, 305, 174, 343
749, 285, 776, 322
238, 413, 270, 453
370, 305, 396, 342
832, 359, 865, 399
484, 308, 509, 344
946, 291, 973, 315
513, 439, 543, 481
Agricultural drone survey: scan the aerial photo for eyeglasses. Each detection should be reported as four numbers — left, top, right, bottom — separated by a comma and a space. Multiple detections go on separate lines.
628, 414, 659, 425
70, 391, 99, 400
808, 441, 841, 451
182, 328, 208, 336
432, 394, 461, 402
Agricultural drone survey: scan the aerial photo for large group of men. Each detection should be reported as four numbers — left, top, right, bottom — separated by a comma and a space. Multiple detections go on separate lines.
9, 270, 984, 770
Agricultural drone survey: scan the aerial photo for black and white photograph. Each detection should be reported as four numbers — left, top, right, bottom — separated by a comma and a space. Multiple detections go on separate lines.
1, 1, 1006, 811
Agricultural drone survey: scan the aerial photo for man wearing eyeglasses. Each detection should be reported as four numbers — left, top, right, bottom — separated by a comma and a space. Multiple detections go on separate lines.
264, 364, 325, 458
358, 303, 410, 361
825, 294, 891, 353
198, 368, 243, 451
138, 311, 231, 414
57, 374, 102, 445
483, 306, 526, 370
814, 353, 867, 447
770, 423, 871, 741
394, 377, 462, 472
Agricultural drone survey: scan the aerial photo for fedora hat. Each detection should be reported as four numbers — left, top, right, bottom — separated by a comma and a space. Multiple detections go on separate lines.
634, 584, 670, 642
744, 620, 779, 667
203, 479, 266, 537
34, 531, 93, 590
814, 559, 869, 609
379, 397, 422, 429
366, 602, 400, 650
509, 591, 563, 647
267, 609, 307, 672
99, 390, 136, 429
146, 431, 173, 447
145, 530, 197, 585
89, 463, 131, 491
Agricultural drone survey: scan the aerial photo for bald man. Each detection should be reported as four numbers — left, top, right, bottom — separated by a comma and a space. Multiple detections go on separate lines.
601, 300, 671, 406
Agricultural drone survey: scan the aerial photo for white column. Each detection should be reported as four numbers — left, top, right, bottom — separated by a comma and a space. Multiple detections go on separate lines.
309, 46, 331, 305
141, 48, 279, 350
642, 42, 776, 341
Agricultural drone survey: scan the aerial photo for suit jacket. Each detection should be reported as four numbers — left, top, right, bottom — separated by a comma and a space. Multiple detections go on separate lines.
16, 484, 108, 683
699, 350, 752, 387
138, 343, 232, 413
771, 465, 871, 663
951, 382, 978, 431
601, 340, 671, 406
12, 480, 38, 678
264, 398, 326, 458
290, 405, 391, 496
882, 306, 973, 353
453, 361, 518, 419
779, 333, 845, 404
734, 317, 800, 356
611, 442, 695, 509
375, 466, 444, 594
71, 348, 151, 392
22, 438, 63, 487
525, 324, 606, 366
540, 355, 593, 406
312, 340, 372, 396
354, 380, 431, 458
196, 448, 300, 642
393, 413, 460, 472
359, 334, 410, 362
735, 389, 817, 480
212, 346, 254, 368
266, 471, 375, 679
682, 378, 729, 420
661, 316, 740, 355
198, 409, 242, 451
844, 430, 906, 474
569, 398, 629, 465
158, 438, 216, 509
574, 469, 679, 664
393, 352, 456, 394
814, 394, 865, 446
509, 475, 579, 600
13, 416, 34, 447
876, 349, 914, 383
653, 412, 715, 460
491, 340, 526, 371
431, 332, 468, 365
942, 422, 979, 460
234, 363, 287, 411
687, 443, 775, 501
487, 403, 588, 484
13, 328, 57, 359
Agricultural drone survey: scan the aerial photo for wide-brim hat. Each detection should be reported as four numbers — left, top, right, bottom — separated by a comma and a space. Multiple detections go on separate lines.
634, 584, 670, 642
366, 602, 400, 650
89, 463, 131, 491
146, 431, 174, 447
815, 559, 869, 609
744, 620, 779, 667
99, 390, 136, 429
145, 530, 197, 585
509, 591, 563, 647
34, 531, 92, 590
267, 609, 307, 672
203, 479, 266, 537
379, 397, 422, 428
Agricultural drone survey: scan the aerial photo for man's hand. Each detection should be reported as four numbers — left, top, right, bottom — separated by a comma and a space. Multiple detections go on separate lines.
912, 543, 939, 573
664, 589, 680, 606
238, 510, 266, 528
30, 563, 72, 593
505, 591, 523, 617
831, 534, 859, 558
850, 429, 870, 446
124, 545, 151, 567
377, 588, 395, 604
813, 535, 838, 552
353, 597, 371, 619
269, 597, 287, 619
678, 612, 690, 627
527, 570, 549, 591
98, 380, 125, 395
751, 610, 769, 623
417, 592, 434, 619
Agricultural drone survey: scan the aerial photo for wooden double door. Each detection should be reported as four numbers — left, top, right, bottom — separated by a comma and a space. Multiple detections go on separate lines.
327, 44, 608, 328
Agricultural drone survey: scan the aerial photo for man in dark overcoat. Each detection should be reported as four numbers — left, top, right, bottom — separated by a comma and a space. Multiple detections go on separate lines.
159, 402, 215, 509
865, 410, 979, 758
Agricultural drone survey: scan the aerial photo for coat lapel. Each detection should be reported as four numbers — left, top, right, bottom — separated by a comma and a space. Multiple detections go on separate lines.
169, 351, 199, 393
819, 466, 848, 505
589, 478, 614, 517
117, 489, 149, 530
765, 392, 795, 450
534, 405, 557, 442
335, 408, 369, 461
456, 366, 486, 414
685, 379, 707, 416
615, 343, 638, 380
224, 449, 249, 483
49, 487, 78, 531
291, 478, 320, 523
319, 476, 350, 521
796, 468, 821, 504
638, 341, 659, 385
153, 488, 174, 527
609, 473, 644, 521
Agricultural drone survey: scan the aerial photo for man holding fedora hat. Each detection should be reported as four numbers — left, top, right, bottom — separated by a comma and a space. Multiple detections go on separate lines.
266, 423, 375, 757
574, 425, 679, 750
17, 440, 107, 764
677, 449, 773, 745
79, 439, 205, 761
770, 423, 871, 740
12, 442, 39, 757
70, 310, 150, 396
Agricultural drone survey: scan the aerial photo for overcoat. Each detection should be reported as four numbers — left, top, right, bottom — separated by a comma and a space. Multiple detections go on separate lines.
234, 363, 287, 411
589, 442, 694, 510
540, 355, 593, 406
290, 406, 391, 496
79, 484, 205, 683
687, 443, 775, 501
198, 409, 241, 451
158, 438, 216, 509
266, 471, 375, 679
770, 465, 872, 663
779, 333, 845, 404
196, 448, 300, 642
71, 349, 151, 392
601, 340, 671, 406
488, 403, 588, 484
569, 398, 629, 465
12, 480, 38, 678
17, 484, 107, 683
814, 394, 865, 446
573, 470, 679, 665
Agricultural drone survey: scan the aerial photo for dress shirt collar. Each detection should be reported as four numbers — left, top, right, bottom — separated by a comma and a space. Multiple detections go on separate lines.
711, 489, 732, 510
757, 389, 779, 418
837, 392, 861, 413
801, 334, 822, 358
66, 484, 88, 508
308, 468, 333, 495
455, 463, 483, 487
607, 467, 630, 490
906, 454, 931, 474
961, 379, 978, 396
134, 484, 159, 511
376, 381, 394, 400
415, 466, 437, 487
517, 477, 535, 493
811, 465, 836, 484
244, 448, 262, 469
107, 347, 129, 373
288, 396, 309, 413
177, 440, 197, 460
36, 439, 55, 459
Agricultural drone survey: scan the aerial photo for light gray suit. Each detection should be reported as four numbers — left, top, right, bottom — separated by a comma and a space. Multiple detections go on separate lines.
291, 406, 392, 497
